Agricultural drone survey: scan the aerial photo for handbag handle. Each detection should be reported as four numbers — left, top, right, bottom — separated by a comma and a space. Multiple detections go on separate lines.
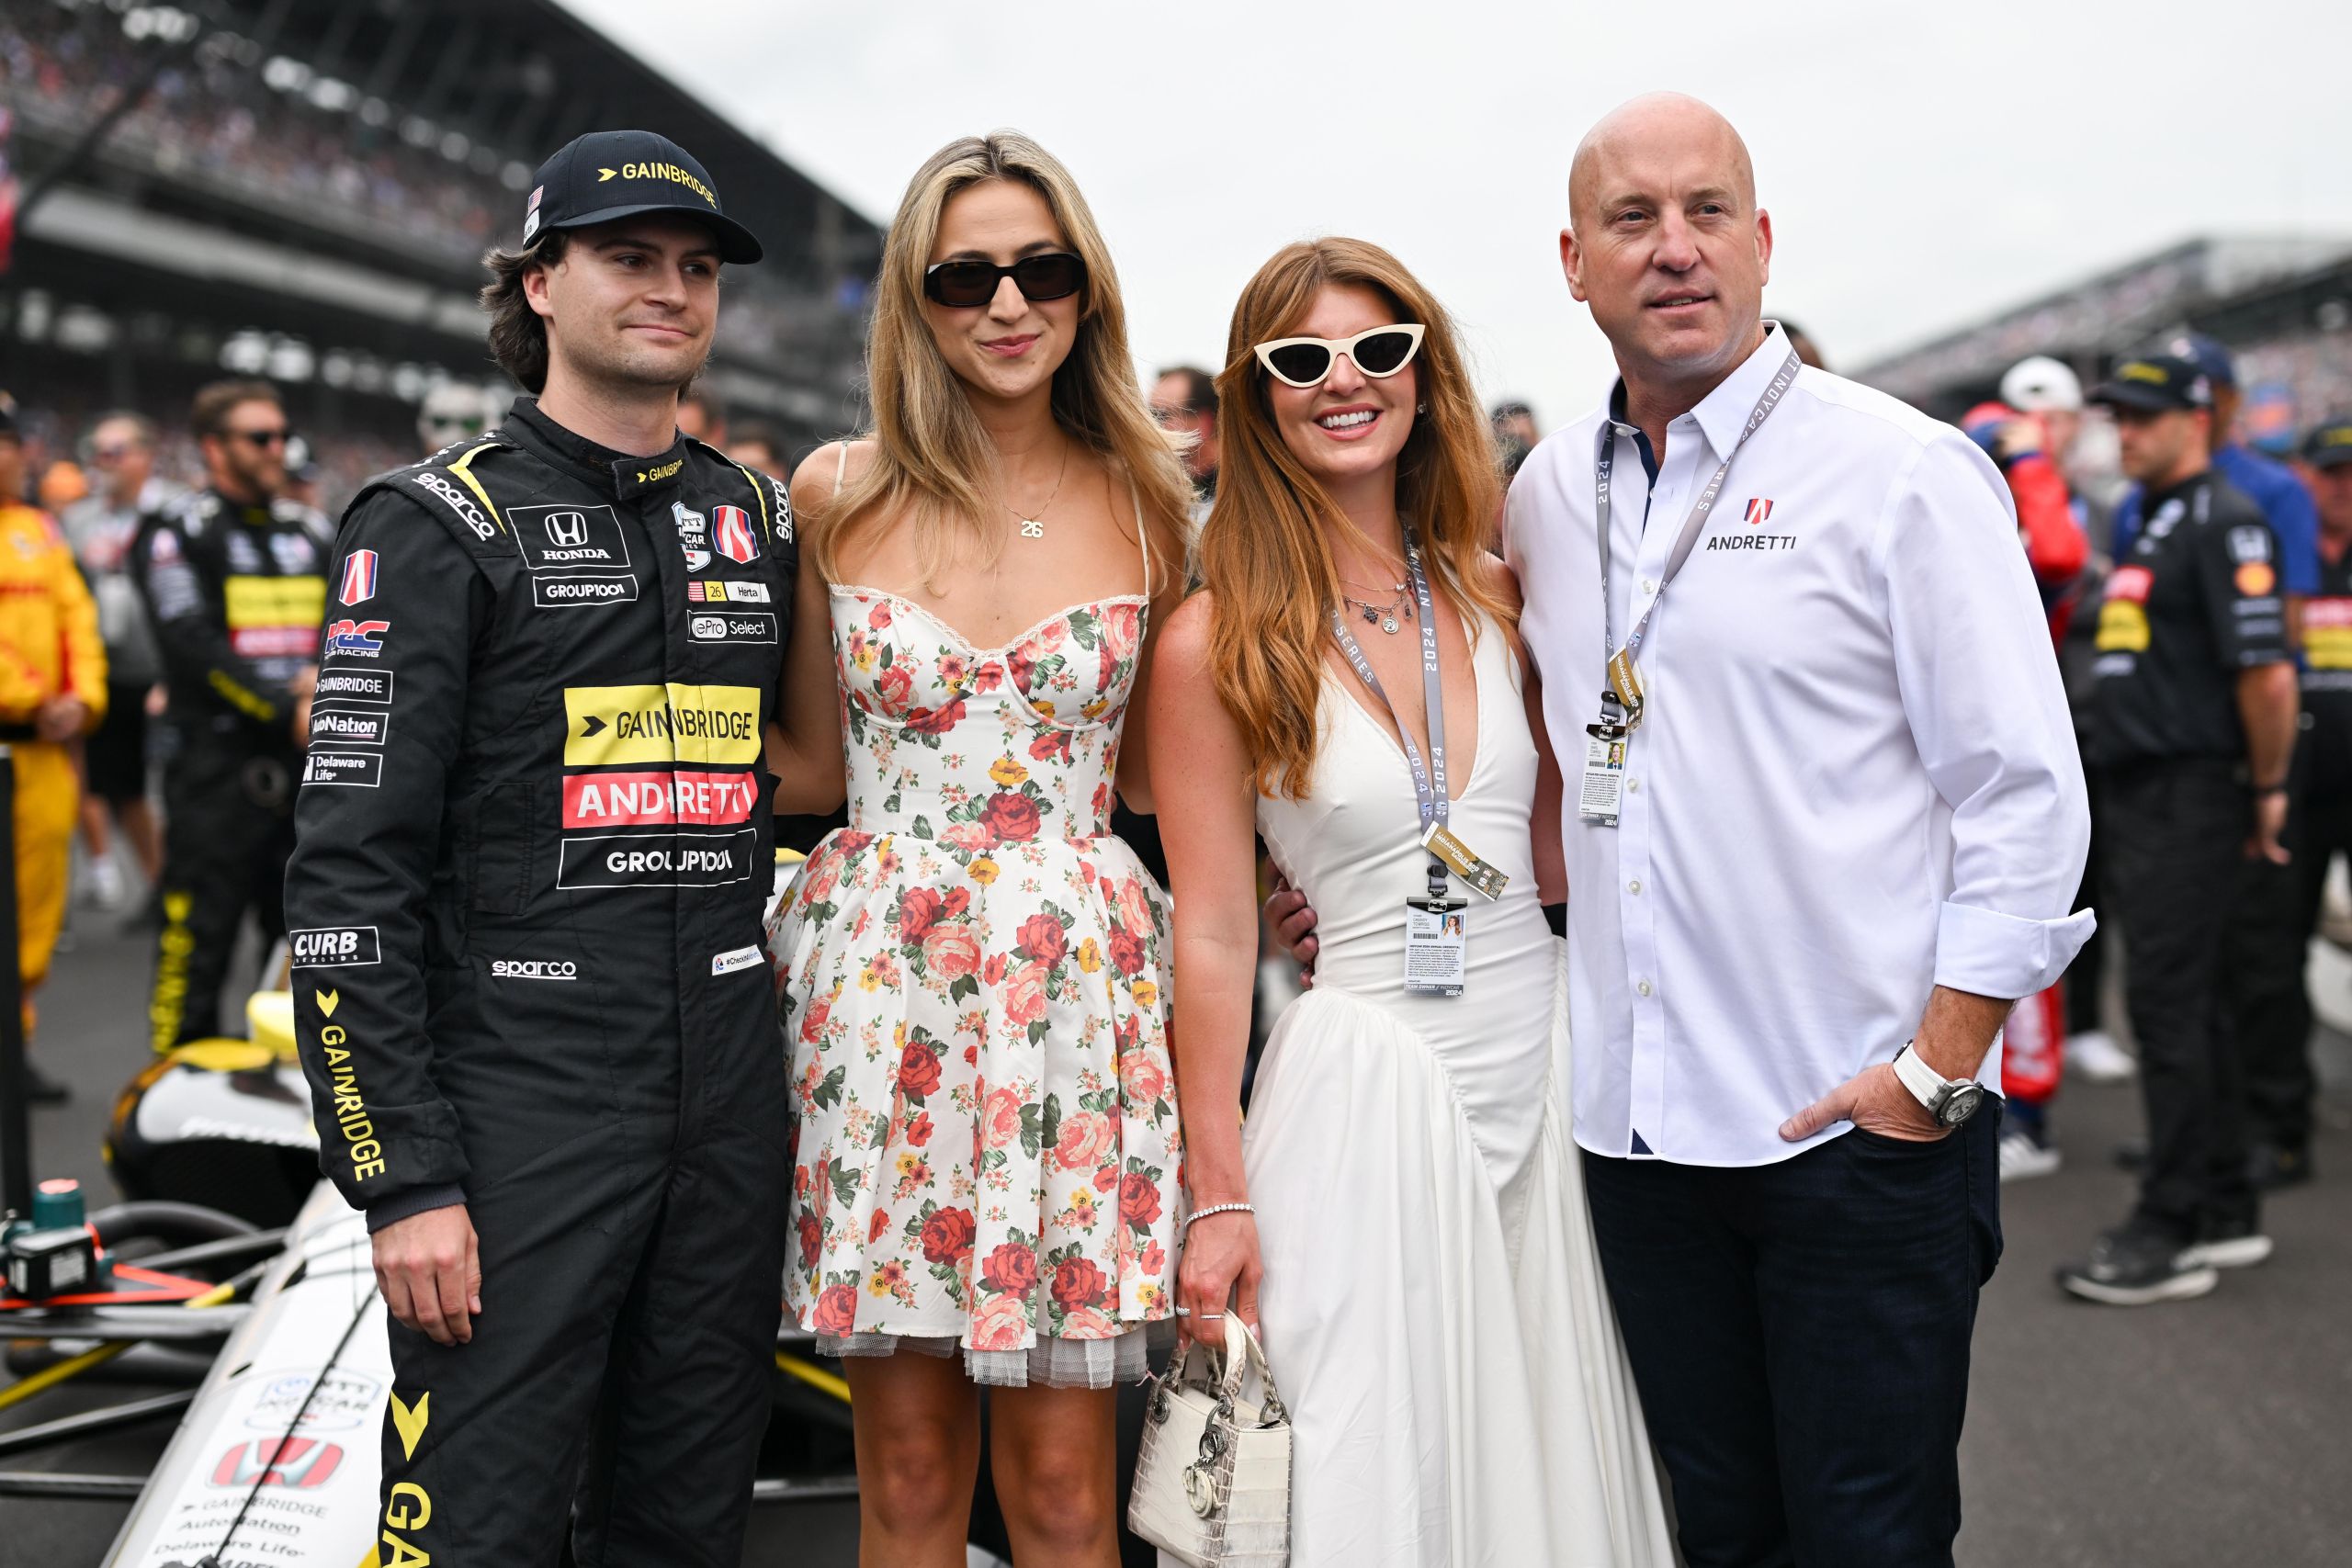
1211, 1312, 1288, 1426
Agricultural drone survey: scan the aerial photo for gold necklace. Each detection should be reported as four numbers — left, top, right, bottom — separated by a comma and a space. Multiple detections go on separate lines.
1004, 440, 1071, 540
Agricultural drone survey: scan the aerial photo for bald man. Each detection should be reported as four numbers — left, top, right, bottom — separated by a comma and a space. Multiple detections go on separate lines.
1270, 94, 2093, 1565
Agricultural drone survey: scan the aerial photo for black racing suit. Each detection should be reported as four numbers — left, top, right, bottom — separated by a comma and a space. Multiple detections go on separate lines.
130, 487, 328, 1049
284, 401, 796, 1565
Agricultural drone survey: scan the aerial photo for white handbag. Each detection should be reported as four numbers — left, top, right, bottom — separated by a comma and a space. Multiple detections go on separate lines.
1128, 1313, 1293, 1566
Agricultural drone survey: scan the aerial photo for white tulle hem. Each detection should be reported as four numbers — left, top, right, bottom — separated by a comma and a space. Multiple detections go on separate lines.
818, 1323, 1169, 1389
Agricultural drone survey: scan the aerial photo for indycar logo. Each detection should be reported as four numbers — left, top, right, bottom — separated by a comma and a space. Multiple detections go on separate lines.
673, 501, 712, 570
338, 548, 379, 604
714, 504, 759, 564
689, 611, 777, 644
686, 580, 771, 604
413, 469, 496, 541
322, 618, 389, 660
210, 1437, 345, 1489
556, 829, 757, 890
289, 926, 381, 967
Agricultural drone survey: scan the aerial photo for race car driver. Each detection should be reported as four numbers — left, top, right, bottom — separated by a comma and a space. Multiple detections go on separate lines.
130, 379, 324, 1049
0, 391, 107, 1100
284, 130, 797, 1566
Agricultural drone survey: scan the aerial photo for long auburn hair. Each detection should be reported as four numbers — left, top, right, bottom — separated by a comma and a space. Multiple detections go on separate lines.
1203, 238, 1509, 800
803, 131, 1191, 591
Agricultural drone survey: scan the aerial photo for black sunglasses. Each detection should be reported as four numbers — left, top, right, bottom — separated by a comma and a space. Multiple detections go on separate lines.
228, 427, 290, 448
922, 253, 1087, 309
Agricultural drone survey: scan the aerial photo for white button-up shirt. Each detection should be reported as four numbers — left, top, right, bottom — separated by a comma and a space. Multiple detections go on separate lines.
1506, 325, 2095, 1166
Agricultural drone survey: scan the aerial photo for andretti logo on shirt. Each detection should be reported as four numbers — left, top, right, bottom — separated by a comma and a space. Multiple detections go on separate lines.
561, 768, 760, 829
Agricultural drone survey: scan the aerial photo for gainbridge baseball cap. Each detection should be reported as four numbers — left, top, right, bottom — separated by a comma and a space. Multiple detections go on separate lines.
521, 130, 763, 265
2088, 355, 2212, 414
2302, 416, 2352, 470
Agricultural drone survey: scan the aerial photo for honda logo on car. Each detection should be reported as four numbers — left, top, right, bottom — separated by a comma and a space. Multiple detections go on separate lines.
211, 1438, 345, 1489
289, 926, 381, 967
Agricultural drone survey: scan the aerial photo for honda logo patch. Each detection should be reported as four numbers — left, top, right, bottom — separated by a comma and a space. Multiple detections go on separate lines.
545, 511, 592, 548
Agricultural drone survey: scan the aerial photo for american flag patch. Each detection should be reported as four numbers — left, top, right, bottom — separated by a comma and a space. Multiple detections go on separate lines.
338, 549, 379, 605
1745, 498, 1774, 525
687, 581, 729, 603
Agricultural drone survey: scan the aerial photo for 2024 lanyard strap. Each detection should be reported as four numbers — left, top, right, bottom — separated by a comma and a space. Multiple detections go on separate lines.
1329, 525, 1451, 902
1594, 346, 1803, 728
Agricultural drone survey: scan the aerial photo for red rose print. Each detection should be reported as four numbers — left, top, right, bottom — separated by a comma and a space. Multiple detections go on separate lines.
1101, 602, 1142, 660
942, 886, 971, 919
796, 1212, 821, 1266
981, 1086, 1025, 1149
899, 1041, 943, 1098
899, 886, 945, 942
869, 601, 893, 629
1030, 728, 1074, 765
973, 660, 1004, 694
811, 1282, 858, 1337
983, 953, 1009, 987
870, 1210, 893, 1244
980, 793, 1042, 842
923, 926, 982, 980
920, 1207, 977, 1265
799, 995, 831, 1044
1119, 1171, 1162, 1228
1108, 927, 1145, 976
1017, 914, 1069, 965
905, 1110, 934, 1147
1120, 1050, 1168, 1106
969, 1291, 1029, 1351
906, 698, 967, 736
981, 1243, 1039, 1296
1094, 1163, 1121, 1192
833, 832, 874, 855
1114, 877, 1156, 939
1054, 1110, 1116, 1172
1007, 646, 1038, 694
1051, 1256, 1108, 1311
942, 820, 990, 852
1004, 961, 1051, 1027
875, 664, 914, 712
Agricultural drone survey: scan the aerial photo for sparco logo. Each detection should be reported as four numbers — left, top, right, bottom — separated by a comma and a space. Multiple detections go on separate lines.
545, 511, 591, 547
289, 926, 381, 967
413, 470, 494, 540
490, 959, 579, 981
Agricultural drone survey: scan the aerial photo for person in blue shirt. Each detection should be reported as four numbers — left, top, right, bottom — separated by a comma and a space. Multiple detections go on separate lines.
2110, 333, 2324, 1195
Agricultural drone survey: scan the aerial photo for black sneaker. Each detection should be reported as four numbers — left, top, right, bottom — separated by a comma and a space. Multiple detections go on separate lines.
2056, 1219, 2219, 1306
2247, 1143, 2313, 1192
2177, 1215, 2274, 1271
22, 1061, 72, 1105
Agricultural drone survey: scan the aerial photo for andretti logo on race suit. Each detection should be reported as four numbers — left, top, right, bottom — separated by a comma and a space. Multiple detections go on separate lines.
562, 768, 759, 829
556, 829, 758, 889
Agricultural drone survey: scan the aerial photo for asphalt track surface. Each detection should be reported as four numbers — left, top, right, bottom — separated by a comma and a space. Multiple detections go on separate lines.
7, 904, 2348, 1565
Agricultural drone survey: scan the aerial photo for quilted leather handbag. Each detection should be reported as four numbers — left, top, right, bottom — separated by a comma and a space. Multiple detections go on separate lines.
1128, 1313, 1292, 1566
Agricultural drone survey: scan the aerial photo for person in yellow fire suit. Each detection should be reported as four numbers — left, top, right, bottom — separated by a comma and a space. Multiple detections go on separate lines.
0, 392, 107, 1101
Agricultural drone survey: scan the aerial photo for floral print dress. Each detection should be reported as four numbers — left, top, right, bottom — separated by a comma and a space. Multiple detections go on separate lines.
767, 558, 1180, 1388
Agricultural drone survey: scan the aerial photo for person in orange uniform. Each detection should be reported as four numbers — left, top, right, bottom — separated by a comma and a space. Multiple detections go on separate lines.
0, 393, 107, 1101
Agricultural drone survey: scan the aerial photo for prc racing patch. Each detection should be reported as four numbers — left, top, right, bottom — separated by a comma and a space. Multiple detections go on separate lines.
289, 926, 381, 967
509, 503, 633, 574
562, 768, 760, 828
556, 829, 758, 889
322, 618, 390, 660
532, 573, 639, 609
562, 683, 762, 767
313, 668, 393, 705
302, 751, 383, 788
689, 610, 777, 644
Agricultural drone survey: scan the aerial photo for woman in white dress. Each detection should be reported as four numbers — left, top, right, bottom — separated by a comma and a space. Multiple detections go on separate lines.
1149, 238, 1673, 1566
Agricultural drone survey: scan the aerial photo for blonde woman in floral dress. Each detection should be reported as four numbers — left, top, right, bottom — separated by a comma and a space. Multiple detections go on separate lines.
763, 132, 1193, 1568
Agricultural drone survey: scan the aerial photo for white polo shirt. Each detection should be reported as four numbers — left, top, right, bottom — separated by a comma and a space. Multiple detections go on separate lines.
1506, 325, 2095, 1166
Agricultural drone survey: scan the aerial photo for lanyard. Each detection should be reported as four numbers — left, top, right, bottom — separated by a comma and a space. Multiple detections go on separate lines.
1330, 524, 1451, 899
1595, 347, 1802, 723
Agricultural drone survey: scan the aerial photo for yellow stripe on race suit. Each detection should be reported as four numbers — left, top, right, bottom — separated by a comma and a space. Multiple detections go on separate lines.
735, 464, 771, 539
2096, 601, 2150, 654
562, 682, 762, 767
222, 575, 327, 627
445, 442, 508, 534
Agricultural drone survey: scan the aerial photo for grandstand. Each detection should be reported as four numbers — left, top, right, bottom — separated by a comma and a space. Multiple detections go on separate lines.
1857, 235, 2352, 430
0, 0, 880, 506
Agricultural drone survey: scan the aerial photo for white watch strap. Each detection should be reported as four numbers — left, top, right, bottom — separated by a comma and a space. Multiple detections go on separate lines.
1891, 1043, 1949, 1110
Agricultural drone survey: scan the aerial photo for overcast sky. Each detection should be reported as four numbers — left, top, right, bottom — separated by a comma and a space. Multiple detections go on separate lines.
571, 0, 2350, 435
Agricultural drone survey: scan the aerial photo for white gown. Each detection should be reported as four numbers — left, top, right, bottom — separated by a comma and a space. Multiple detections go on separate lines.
1236, 615, 1674, 1567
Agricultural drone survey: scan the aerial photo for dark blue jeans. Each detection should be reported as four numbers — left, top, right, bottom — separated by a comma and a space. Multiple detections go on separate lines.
1582, 1107, 2002, 1568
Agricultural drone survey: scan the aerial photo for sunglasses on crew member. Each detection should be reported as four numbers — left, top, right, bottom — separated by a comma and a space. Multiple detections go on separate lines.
922, 253, 1088, 309
1251, 324, 1427, 389
224, 428, 290, 449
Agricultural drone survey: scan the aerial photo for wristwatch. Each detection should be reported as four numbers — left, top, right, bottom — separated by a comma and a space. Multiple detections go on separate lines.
1892, 1043, 1985, 1128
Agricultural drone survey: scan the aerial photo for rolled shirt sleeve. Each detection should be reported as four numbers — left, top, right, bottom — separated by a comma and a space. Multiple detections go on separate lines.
1879, 431, 2095, 1000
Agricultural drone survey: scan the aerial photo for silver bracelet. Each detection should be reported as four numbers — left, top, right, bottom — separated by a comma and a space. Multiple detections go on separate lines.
1183, 1201, 1254, 1232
